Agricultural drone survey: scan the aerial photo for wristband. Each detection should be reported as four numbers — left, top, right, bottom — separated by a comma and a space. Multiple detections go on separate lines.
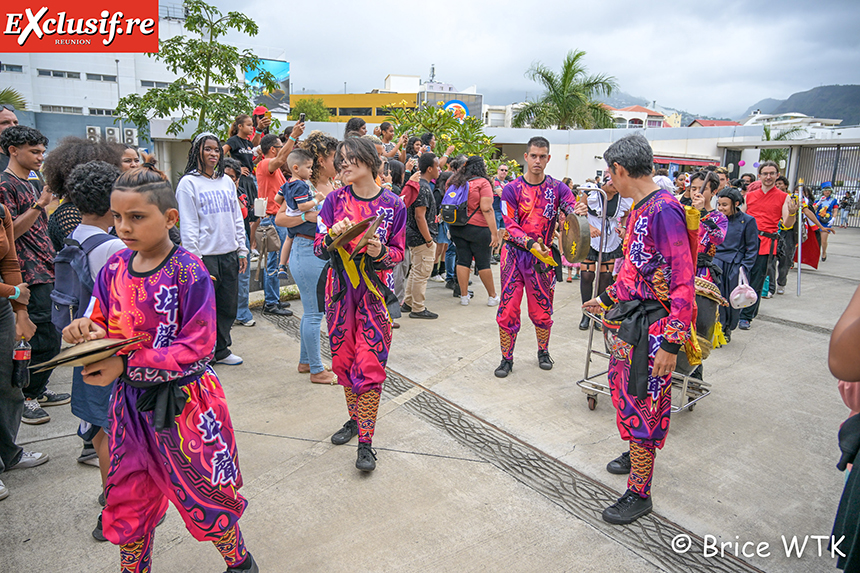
301, 212, 307, 222
32, 202, 45, 212
8, 286, 20, 300
289, 136, 297, 142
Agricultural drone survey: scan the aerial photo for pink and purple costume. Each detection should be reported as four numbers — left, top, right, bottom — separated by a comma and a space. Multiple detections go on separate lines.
497, 176, 577, 360
315, 185, 406, 444
695, 210, 727, 281
87, 246, 248, 571
598, 189, 695, 498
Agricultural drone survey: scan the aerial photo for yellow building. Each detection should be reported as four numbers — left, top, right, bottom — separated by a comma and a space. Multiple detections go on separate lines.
290, 92, 418, 123
664, 112, 682, 128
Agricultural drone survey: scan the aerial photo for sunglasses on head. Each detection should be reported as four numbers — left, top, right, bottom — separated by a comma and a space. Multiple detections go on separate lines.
1, 105, 15, 112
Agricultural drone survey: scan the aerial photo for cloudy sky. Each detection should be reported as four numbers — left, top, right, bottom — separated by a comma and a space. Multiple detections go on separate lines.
217, 0, 860, 119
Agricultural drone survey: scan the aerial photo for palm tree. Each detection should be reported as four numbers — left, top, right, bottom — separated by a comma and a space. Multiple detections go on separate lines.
760, 125, 806, 164
512, 50, 617, 130
0, 88, 26, 110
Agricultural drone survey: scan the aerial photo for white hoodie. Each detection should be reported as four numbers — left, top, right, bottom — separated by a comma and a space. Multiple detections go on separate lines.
176, 172, 248, 258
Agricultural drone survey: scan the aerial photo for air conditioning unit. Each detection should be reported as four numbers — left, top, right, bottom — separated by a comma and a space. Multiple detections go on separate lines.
86, 125, 101, 142
123, 128, 138, 145
105, 127, 119, 143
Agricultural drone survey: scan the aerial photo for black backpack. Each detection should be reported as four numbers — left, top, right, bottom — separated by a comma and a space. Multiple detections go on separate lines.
51, 233, 116, 332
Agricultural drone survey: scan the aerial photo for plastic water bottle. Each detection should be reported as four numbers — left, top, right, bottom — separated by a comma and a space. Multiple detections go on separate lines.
12, 337, 30, 389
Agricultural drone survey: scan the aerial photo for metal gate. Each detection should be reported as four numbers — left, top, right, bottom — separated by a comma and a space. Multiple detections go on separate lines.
795, 145, 860, 228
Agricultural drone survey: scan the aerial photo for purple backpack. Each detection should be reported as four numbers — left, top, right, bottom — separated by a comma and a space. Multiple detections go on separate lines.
440, 178, 479, 226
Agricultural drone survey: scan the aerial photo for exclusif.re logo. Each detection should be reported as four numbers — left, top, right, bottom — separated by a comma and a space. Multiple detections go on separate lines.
1, 0, 158, 52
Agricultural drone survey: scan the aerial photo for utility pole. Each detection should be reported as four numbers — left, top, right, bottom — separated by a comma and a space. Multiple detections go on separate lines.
115, 59, 124, 141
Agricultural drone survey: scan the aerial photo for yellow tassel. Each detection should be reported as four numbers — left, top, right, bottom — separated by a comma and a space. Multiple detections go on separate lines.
684, 205, 701, 231
337, 248, 360, 289
713, 321, 729, 348
683, 322, 703, 366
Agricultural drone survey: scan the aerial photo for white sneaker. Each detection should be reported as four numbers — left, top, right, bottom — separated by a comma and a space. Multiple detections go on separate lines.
460, 296, 470, 306
487, 296, 500, 306
9, 451, 49, 470
216, 353, 243, 366
430, 275, 445, 282
234, 319, 256, 327
0, 479, 8, 500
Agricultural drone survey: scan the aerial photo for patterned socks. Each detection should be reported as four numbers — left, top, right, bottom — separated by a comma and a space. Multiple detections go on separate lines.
344, 386, 358, 422
628, 442, 656, 498
500, 327, 516, 360
214, 524, 248, 568
356, 389, 381, 443
535, 327, 550, 353
120, 530, 154, 572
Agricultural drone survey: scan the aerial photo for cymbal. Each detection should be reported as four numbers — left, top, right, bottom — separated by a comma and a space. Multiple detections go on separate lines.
30, 334, 146, 373
351, 214, 385, 260
560, 213, 591, 264
326, 216, 376, 252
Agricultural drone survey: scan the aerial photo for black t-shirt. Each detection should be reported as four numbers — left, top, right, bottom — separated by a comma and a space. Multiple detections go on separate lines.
225, 136, 256, 174
0, 153, 7, 172
406, 179, 438, 247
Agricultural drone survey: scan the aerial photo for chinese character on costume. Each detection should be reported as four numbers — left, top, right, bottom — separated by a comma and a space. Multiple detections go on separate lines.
86, 247, 252, 571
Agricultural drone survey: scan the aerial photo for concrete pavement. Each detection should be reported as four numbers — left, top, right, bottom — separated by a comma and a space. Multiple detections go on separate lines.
2, 229, 857, 572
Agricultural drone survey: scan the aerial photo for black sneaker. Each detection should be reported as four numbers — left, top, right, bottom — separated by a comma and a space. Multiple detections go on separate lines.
409, 309, 438, 319
602, 489, 652, 525
356, 442, 377, 472
21, 399, 50, 425
38, 389, 71, 407
537, 350, 554, 370
606, 451, 631, 474
263, 304, 293, 317
445, 280, 455, 290
494, 358, 513, 378
453, 284, 474, 298
225, 553, 259, 573
401, 303, 412, 313
92, 511, 107, 542
278, 301, 291, 309
98, 491, 106, 507
77, 443, 98, 465
331, 419, 359, 445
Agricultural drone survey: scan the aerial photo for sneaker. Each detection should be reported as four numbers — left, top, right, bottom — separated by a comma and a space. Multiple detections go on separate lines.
331, 419, 359, 445
356, 442, 377, 472
762, 291, 773, 299
401, 303, 412, 313
453, 285, 474, 298
98, 491, 105, 507
263, 304, 293, 317
92, 511, 107, 542
77, 444, 98, 465
215, 354, 244, 366
225, 553, 259, 573
487, 296, 500, 306
277, 301, 291, 309
234, 318, 256, 327
776, 286, 785, 295
21, 399, 50, 425
9, 451, 49, 470
538, 350, 554, 370
738, 320, 751, 330
460, 296, 470, 306
37, 389, 71, 407
409, 309, 439, 319
494, 358, 513, 378
606, 451, 631, 474
445, 280, 455, 290
0, 479, 8, 501
250, 254, 259, 263
429, 275, 445, 282
602, 490, 653, 525
278, 265, 289, 279
490, 258, 498, 265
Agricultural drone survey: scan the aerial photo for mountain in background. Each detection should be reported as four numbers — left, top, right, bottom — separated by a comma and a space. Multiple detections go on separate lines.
598, 90, 730, 126
739, 85, 860, 125
741, 98, 784, 118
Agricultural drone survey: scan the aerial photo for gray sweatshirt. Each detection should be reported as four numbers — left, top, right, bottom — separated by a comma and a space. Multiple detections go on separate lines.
176, 172, 248, 258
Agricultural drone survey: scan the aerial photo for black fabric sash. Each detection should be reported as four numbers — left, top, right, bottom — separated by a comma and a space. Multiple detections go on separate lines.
697, 253, 722, 281
129, 368, 206, 432
604, 299, 669, 400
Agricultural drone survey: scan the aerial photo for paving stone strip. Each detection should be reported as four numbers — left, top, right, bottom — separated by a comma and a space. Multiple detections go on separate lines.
263, 312, 764, 573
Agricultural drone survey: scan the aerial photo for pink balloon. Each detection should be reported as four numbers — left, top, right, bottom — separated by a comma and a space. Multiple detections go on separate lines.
738, 160, 746, 166
753, 162, 760, 168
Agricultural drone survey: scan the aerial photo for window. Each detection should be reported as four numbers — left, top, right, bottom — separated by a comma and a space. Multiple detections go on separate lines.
37, 69, 79, 79
1, 64, 23, 73
338, 107, 372, 117
89, 108, 116, 116
376, 107, 393, 116
141, 80, 170, 89
41, 105, 83, 114
207, 86, 230, 94
628, 118, 644, 128
647, 120, 662, 128
87, 73, 117, 82
327, 108, 338, 116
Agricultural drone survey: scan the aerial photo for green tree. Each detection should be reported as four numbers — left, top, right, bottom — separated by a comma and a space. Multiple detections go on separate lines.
115, 0, 279, 138
512, 50, 617, 130
0, 88, 26, 110
387, 102, 520, 176
759, 125, 807, 165
289, 98, 331, 122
